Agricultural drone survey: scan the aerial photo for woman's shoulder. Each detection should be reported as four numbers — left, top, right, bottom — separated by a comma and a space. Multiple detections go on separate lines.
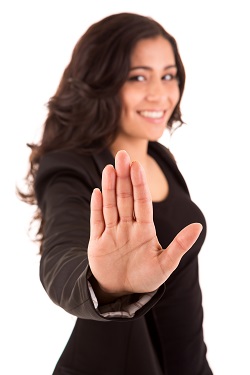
35, 150, 95, 188
148, 141, 176, 164
35, 148, 114, 197
36, 147, 113, 178
37, 149, 94, 174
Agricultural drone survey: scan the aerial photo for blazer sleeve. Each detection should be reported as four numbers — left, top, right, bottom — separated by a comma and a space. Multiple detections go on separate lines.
35, 151, 165, 321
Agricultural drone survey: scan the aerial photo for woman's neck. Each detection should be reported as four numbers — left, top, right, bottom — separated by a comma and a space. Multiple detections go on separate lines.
110, 138, 150, 169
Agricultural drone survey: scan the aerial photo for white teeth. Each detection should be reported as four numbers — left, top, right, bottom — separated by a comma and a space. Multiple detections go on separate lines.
139, 111, 164, 119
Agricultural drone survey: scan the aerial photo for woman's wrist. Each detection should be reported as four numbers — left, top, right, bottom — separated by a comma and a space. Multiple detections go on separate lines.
89, 275, 128, 305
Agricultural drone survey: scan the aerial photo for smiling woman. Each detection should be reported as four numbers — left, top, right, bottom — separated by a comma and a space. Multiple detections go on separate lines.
18, 12, 213, 375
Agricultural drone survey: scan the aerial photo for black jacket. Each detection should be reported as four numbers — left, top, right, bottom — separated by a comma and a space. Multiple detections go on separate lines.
35, 142, 213, 375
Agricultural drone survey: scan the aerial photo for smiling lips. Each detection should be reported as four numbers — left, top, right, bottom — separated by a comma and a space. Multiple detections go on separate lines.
138, 110, 165, 119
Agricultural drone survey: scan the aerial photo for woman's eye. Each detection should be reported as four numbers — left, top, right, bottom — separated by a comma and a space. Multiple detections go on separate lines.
163, 74, 178, 82
128, 75, 145, 82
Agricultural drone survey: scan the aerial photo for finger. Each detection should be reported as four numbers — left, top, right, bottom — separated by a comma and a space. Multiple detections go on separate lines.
130, 160, 153, 223
160, 223, 203, 275
90, 188, 105, 239
102, 164, 118, 228
115, 150, 134, 223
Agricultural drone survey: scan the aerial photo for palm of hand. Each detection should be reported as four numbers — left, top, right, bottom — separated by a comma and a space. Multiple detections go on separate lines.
88, 150, 202, 298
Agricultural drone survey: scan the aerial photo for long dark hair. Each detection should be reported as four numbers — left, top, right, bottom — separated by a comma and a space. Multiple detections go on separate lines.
19, 12, 186, 251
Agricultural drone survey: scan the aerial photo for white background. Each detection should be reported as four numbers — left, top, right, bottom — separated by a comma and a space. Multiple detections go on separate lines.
1, 1, 249, 374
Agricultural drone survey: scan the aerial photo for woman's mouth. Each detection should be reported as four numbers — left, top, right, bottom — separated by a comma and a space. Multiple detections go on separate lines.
138, 110, 165, 119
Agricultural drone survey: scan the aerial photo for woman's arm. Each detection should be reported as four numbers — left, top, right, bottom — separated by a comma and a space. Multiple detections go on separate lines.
36, 151, 164, 320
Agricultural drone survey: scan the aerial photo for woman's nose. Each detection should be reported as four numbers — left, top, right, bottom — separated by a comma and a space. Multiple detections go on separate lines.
145, 79, 167, 102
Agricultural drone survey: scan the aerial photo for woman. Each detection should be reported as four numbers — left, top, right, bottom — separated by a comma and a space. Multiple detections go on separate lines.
21, 12, 213, 374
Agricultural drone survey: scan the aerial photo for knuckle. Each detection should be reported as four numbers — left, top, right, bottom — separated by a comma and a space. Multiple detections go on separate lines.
103, 202, 116, 209
133, 180, 144, 188
135, 196, 151, 204
174, 235, 186, 251
120, 216, 133, 223
105, 221, 117, 229
117, 192, 132, 199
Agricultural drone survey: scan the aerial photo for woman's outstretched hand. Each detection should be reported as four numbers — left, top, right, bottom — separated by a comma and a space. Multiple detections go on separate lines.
88, 150, 202, 302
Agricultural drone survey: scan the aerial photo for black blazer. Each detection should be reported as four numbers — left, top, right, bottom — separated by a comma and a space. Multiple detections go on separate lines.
35, 142, 212, 375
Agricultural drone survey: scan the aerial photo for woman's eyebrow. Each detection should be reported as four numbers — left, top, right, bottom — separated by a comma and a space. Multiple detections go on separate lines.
129, 64, 177, 71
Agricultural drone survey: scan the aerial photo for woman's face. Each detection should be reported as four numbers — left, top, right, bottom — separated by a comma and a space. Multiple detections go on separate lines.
119, 36, 180, 142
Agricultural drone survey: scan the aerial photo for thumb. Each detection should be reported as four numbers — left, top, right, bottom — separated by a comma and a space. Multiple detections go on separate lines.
160, 223, 203, 276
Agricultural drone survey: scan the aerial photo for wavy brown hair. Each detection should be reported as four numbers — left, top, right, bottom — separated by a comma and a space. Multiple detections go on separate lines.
18, 12, 186, 251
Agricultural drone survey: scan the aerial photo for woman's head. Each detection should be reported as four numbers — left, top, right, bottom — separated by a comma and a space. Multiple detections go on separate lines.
118, 35, 181, 144
37, 12, 185, 157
